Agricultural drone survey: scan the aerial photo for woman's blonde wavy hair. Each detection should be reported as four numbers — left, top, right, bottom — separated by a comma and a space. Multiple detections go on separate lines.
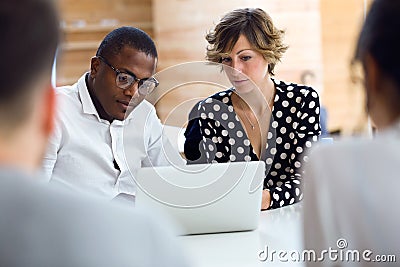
206, 8, 288, 75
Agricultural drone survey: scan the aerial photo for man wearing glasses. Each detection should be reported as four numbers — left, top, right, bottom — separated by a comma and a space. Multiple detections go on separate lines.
42, 27, 183, 203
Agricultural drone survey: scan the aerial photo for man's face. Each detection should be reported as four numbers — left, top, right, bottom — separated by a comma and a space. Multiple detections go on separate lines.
90, 46, 157, 121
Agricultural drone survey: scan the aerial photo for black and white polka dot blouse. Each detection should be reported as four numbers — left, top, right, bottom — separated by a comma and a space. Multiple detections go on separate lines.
184, 78, 321, 210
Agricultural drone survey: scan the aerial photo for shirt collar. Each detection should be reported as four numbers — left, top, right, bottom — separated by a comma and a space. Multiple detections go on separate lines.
77, 73, 101, 121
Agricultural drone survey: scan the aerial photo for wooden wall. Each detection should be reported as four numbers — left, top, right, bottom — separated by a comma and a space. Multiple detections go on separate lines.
56, 0, 153, 86
320, 0, 370, 134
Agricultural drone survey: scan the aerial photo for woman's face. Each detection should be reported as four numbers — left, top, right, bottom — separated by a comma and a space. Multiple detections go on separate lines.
221, 34, 270, 94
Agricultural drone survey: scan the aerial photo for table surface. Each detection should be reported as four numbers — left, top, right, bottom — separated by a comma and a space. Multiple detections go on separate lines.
180, 203, 305, 267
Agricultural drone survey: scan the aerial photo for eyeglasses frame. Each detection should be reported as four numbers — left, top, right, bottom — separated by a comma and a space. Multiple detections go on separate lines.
96, 55, 159, 93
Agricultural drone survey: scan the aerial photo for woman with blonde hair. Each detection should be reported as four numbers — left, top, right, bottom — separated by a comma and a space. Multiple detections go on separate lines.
184, 8, 321, 210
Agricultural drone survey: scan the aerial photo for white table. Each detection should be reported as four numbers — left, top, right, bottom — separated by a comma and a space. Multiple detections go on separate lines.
180, 203, 304, 267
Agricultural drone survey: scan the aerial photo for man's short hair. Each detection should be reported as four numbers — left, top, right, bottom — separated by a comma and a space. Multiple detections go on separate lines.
0, 0, 59, 129
96, 26, 158, 60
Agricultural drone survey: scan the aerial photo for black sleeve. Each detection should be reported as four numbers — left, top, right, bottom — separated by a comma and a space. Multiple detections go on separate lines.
184, 102, 204, 163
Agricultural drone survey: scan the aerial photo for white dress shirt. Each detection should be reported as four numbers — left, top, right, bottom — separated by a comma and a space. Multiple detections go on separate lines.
303, 121, 400, 266
42, 74, 184, 200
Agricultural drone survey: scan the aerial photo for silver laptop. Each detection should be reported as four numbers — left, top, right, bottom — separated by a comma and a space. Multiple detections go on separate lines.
135, 161, 265, 235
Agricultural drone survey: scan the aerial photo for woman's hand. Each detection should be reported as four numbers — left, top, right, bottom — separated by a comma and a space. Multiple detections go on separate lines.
261, 189, 271, 210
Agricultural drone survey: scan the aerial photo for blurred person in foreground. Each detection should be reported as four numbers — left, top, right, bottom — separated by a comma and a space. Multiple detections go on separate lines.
303, 0, 400, 266
41, 26, 183, 204
0, 0, 190, 266
184, 8, 321, 210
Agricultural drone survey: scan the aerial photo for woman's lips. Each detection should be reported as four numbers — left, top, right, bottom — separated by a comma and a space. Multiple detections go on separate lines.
233, 79, 249, 86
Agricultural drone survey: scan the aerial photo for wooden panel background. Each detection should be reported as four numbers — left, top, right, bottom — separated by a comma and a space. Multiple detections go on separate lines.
320, 0, 370, 134
56, 0, 153, 86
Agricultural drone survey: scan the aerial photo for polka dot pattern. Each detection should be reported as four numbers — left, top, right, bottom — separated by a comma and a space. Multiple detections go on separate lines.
184, 78, 321, 210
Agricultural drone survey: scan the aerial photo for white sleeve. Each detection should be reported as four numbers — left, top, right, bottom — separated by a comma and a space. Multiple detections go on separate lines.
143, 106, 185, 167
40, 120, 62, 182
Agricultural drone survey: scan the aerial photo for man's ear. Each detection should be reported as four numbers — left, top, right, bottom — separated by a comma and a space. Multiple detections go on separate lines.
90, 56, 100, 78
364, 53, 380, 96
42, 84, 55, 138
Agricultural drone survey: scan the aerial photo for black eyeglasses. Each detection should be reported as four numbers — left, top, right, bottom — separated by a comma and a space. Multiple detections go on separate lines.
97, 56, 159, 94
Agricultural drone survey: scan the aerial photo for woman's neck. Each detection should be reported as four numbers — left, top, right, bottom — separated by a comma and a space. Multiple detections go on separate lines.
235, 77, 275, 115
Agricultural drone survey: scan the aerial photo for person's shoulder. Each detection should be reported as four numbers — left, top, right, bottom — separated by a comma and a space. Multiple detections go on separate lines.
197, 89, 233, 111
55, 82, 79, 97
310, 137, 367, 158
0, 171, 190, 267
55, 74, 89, 103
54, 82, 81, 111
126, 100, 162, 128
132, 100, 159, 121
194, 89, 233, 116
136, 99, 156, 112
0, 170, 177, 239
304, 138, 367, 191
307, 136, 391, 176
203, 89, 233, 102
274, 78, 319, 99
